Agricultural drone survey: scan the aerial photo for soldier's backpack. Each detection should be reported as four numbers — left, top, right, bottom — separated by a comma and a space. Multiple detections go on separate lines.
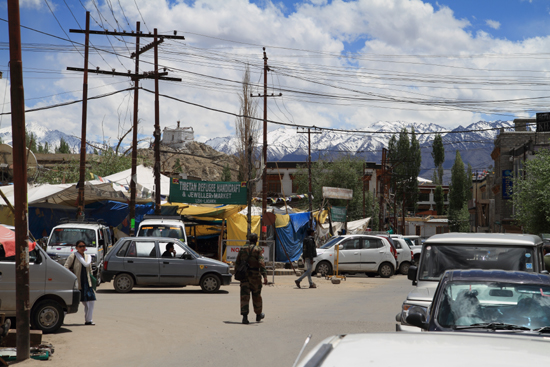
234, 248, 250, 281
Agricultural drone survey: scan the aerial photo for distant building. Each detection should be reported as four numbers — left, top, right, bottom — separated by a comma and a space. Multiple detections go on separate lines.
490, 118, 550, 232
468, 171, 495, 233
416, 183, 449, 215
255, 161, 381, 197
162, 121, 194, 149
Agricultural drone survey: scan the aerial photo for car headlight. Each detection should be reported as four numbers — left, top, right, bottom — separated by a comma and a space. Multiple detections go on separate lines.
74, 279, 79, 291
401, 304, 428, 325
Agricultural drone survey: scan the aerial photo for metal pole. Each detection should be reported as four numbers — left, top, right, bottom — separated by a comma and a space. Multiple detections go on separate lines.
261, 47, 268, 239
153, 28, 161, 215
7, 0, 30, 360
76, 12, 90, 220
129, 21, 140, 236
308, 128, 313, 228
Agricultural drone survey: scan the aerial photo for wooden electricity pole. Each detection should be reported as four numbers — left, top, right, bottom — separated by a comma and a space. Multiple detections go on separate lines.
251, 48, 280, 238
68, 17, 184, 231
297, 127, 321, 228
7, 0, 30, 360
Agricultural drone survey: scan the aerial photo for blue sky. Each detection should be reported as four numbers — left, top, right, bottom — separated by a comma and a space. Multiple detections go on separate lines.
2, 0, 550, 144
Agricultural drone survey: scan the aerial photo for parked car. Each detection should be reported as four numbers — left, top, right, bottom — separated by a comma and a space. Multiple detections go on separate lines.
101, 237, 232, 293
137, 215, 188, 243
391, 234, 422, 264
0, 244, 79, 333
406, 269, 550, 335
397, 233, 545, 332
390, 237, 413, 274
46, 220, 113, 281
312, 235, 396, 278
294, 332, 550, 367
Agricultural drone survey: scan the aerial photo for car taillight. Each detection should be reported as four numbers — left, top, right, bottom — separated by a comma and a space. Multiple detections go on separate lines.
103, 261, 108, 270
391, 246, 397, 260
411, 251, 414, 259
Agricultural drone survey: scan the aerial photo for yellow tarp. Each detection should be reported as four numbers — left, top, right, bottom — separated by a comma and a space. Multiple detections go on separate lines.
162, 203, 245, 220
0, 206, 14, 226
275, 214, 290, 228
226, 213, 261, 246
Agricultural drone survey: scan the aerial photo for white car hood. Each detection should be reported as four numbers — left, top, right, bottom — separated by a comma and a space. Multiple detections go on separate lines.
406, 282, 438, 303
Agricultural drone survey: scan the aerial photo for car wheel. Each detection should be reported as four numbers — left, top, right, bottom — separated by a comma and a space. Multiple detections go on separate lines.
399, 261, 410, 275
200, 274, 221, 293
114, 273, 134, 293
31, 300, 64, 334
316, 261, 333, 276
365, 273, 377, 277
378, 262, 394, 278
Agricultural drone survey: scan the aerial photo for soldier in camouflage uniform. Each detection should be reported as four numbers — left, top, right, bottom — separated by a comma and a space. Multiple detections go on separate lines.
236, 233, 268, 324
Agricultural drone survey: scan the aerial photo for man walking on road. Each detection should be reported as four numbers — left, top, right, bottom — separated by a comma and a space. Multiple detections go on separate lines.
295, 228, 317, 289
236, 233, 268, 324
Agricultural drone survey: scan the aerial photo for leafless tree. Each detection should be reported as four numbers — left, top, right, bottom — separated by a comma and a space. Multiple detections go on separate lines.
235, 64, 260, 181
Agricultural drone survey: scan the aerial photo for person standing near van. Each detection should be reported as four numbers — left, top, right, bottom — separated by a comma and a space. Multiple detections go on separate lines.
65, 240, 96, 325
235, 233, 268, 324
295, 228, 317, 289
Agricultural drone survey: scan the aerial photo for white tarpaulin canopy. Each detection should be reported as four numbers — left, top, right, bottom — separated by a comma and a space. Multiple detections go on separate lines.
89, 165, 170, 197
317, 217, 371, 240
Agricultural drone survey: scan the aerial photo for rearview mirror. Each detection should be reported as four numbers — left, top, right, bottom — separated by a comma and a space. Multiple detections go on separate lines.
338, 245, 343, 250
182, 253, 193, 260
406, 313, 428, 330
408, 265, 418, 283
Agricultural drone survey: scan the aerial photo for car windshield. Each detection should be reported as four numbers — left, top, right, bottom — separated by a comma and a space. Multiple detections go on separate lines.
48, 228, 96, 247
320, 236, 345, 249
419, 245, 536, 281
436, 281, 550, 330
404, 238, 414, 248
138, 225, 185, 240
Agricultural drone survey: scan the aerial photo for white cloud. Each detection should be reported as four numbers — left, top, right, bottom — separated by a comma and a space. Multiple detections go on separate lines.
485, 19, 501, 30
20, 0, 44, 9
3, 0, 550, 146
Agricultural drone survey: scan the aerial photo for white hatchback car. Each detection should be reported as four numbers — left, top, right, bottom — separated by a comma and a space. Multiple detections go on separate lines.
313, 235, 396, 278
391, 237, 413, 275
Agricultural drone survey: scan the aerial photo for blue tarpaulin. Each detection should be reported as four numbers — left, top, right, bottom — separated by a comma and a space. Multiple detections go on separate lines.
274, 212, 312, 262
29, 201, 154, 239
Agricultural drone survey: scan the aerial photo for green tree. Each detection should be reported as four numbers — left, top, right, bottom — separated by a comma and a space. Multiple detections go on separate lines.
173, 158, 183, 174
465, 163, 473, 201
512, 149, 550, 234
56, 138, 71, 154
221, 164, 231, 182
448, 151, 469, 232
26, 132, 37, 153
431, 133, 445, 215
293, 156, 372, 221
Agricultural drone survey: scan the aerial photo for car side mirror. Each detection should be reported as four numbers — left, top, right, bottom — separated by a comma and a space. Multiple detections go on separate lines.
182, 253, 193, 260
408, 265, 418, 284
338, 245, 343, 250
406, 313, 428, 330
542, 270, 549, 275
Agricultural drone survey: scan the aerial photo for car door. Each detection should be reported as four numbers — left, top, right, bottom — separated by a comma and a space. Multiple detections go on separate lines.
0, 248, 46, 313
123, 240, 159, 285
158, 241, 198, 285
337, 238, 362, 271
360, 238, 385, 271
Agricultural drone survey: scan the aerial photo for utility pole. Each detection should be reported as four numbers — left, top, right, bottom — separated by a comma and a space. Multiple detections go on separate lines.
297, 127, 321, 228
8, 0, 30, 360
153, 28, 161, 215
251, 48, 280, 238
76, 12, 90, 220
363, 162, 366, 218
247, 136, 253, 236
69, 17, 184, 232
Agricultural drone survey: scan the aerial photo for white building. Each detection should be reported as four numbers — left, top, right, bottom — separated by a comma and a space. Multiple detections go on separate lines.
162, 122, 194, 149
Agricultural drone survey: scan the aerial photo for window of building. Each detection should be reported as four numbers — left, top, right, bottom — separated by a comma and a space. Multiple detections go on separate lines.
418, 193, 430, 202
266, 174, 281, 194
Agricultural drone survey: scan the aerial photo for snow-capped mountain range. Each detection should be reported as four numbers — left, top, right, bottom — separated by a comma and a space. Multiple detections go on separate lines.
7, 120, 516, 184
206, 120, 517, 183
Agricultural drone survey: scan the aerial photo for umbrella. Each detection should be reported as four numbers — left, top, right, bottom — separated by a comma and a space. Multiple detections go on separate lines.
0, 225, 36, 258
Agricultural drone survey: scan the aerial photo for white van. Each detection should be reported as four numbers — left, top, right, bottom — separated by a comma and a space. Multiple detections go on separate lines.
46, 220, 113, 281
0, 244, 80, 333
137, 216, 188, 244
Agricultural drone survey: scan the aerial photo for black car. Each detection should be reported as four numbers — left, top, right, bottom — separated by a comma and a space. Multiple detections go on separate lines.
407, 269, 550, 334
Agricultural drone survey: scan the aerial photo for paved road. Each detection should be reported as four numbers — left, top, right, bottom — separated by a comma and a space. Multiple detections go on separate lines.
42, 274, 413, 367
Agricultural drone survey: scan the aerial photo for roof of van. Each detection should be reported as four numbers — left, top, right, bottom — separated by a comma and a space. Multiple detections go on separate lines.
444, 269, 550, 284
425, 233, 542, 246
52, 222, 105, 230
139, 218, 184, 226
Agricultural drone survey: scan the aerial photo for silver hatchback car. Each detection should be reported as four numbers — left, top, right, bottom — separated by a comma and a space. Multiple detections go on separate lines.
101, 237, 232, 293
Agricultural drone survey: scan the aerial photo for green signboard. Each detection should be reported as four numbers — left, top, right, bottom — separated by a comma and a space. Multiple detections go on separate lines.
331, 206, 347, 222
169, 178, 247, 205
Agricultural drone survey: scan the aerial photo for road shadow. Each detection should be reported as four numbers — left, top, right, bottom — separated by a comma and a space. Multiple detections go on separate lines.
223, 321, 260, 325
96, 289, 229, 295
55, 326, 75, 334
